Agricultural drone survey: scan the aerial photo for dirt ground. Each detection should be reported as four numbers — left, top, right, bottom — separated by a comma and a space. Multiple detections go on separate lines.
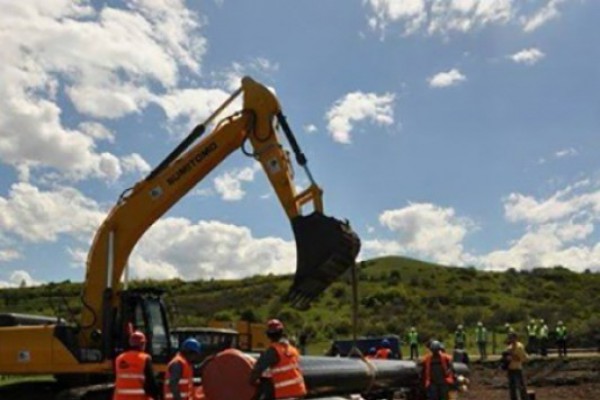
460, 357, 600, 400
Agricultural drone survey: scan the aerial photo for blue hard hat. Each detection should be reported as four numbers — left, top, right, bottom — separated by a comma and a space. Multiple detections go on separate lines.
181, 338, 202, 354
430, 340, 442, 351
381, 339, 390, 347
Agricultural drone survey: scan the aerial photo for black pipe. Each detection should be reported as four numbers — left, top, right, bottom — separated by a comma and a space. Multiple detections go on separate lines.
298, 356, 468, 397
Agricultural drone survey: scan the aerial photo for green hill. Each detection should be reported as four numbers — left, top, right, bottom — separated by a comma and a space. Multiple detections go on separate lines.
1, 256, 599, 350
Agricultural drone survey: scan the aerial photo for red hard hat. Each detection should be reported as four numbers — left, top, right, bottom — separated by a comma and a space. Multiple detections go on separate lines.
266, 319, 284, 333
129, 330, 147, 348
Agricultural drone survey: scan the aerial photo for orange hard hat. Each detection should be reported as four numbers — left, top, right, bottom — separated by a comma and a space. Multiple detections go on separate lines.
129, 330, 147, 348
266, 319, 284, 333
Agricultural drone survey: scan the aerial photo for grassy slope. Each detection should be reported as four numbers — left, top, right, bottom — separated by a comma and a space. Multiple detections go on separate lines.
1, 256, 598, 352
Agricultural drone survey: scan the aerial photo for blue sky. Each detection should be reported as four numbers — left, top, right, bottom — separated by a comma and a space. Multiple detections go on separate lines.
0, 0, 599, 286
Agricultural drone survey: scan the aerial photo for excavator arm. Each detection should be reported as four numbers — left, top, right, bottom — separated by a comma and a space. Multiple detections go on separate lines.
79, 77, 360, 348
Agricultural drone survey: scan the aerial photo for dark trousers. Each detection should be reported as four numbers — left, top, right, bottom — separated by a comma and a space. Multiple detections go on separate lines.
427, 383, 449, 400
527, 336, 537, 354
477, 341, 487, 360
508, 369, 528, 400
538, 338, 548, 356
557, 339, 567, 357
410, 344, 419, 360
254, 379, 275, 400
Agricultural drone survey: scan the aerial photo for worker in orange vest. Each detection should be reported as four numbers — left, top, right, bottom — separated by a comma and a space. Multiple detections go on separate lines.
365, 347, 377, 359
113, 331, 160, 400
374, 339, 393, 359
249, 319, 307, 400
164, 338, 203, 400
422, 340, 454, 400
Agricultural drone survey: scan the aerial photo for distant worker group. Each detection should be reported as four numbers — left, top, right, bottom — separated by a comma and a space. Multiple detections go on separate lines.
402, 318, 568, 364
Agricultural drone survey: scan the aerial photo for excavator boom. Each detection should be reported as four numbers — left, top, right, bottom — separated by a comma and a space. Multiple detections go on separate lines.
79, 77, 360, 348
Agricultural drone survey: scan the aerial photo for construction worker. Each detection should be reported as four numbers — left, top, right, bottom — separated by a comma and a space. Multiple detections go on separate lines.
454, 325, 466, 350
475, 322, 487, 361
555, 321, 568, 358
113, 331, 160, 400
506, 332, 529, 400
408, 327, 419, 360
504, 323, 514, 343
537, 319, 549, 357
526, 319, 538, 354
325, 342, 341, 357
365, 347, 377, 360
164, 338, 203, 400
422, 340, 454, 400
374, 339, 393, 359
250, 319, 307, 400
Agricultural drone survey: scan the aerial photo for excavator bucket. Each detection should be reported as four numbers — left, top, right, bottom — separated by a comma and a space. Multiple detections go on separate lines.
286, 212, 361, 309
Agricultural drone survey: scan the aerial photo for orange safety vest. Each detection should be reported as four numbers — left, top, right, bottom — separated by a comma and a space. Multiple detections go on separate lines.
194, 386, 206, 400
113, 351, 152, 400
164, 353, 194, 400
374, 348, 391, 359
265, 342, 307, 399
422, 353, 454, 388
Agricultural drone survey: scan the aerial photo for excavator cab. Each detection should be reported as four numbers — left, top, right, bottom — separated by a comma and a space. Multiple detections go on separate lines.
114, 289, 172, 364
287, 212, 361, 309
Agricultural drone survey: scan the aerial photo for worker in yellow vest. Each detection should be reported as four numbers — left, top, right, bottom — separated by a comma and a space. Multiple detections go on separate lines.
250, 319, 307, 400
164, 338, 203, 400
113, 331, 160, 400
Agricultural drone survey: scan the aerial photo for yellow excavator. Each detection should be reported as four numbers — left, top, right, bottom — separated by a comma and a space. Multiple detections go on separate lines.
0, 77, 360, 385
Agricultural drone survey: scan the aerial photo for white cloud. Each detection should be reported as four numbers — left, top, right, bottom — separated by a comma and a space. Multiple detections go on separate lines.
220, 58, 279, 92
366, 0, 513, 36
121, 153, 151, 176
510, 48, 545, 65
0, 270, 42, 288
0, 183, 104, 243
366, 0, 427, 34
365, 202, 475, 265
366, 0, 579, 37
362, 238, 403, 259
522, 0, 567, 33
0, 249, 21, 262
0, 0, 204, 181
325, 92, 395, 144
304, 124, 318, 134
78, 122, 115, 143
364, 178, 600, 272
213, 164, 261, 201
481, 222, 599, 272
129, 217, 296, 280
156, 87, 232, 132
428, 69, 466, 88
504, 179, 598, 224
482, 177, 600, 271
427, 0, 513, 35
554, 147, 578, 159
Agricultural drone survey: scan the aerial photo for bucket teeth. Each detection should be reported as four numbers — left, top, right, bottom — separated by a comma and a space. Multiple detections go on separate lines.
286, 212, 361, 309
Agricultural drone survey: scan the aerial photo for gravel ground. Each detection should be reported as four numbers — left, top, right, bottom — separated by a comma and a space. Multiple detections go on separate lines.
459, 357, 600, 400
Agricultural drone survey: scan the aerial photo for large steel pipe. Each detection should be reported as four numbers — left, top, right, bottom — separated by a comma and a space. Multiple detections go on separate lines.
300, 356, 468, 397
202, 350, 469, 400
